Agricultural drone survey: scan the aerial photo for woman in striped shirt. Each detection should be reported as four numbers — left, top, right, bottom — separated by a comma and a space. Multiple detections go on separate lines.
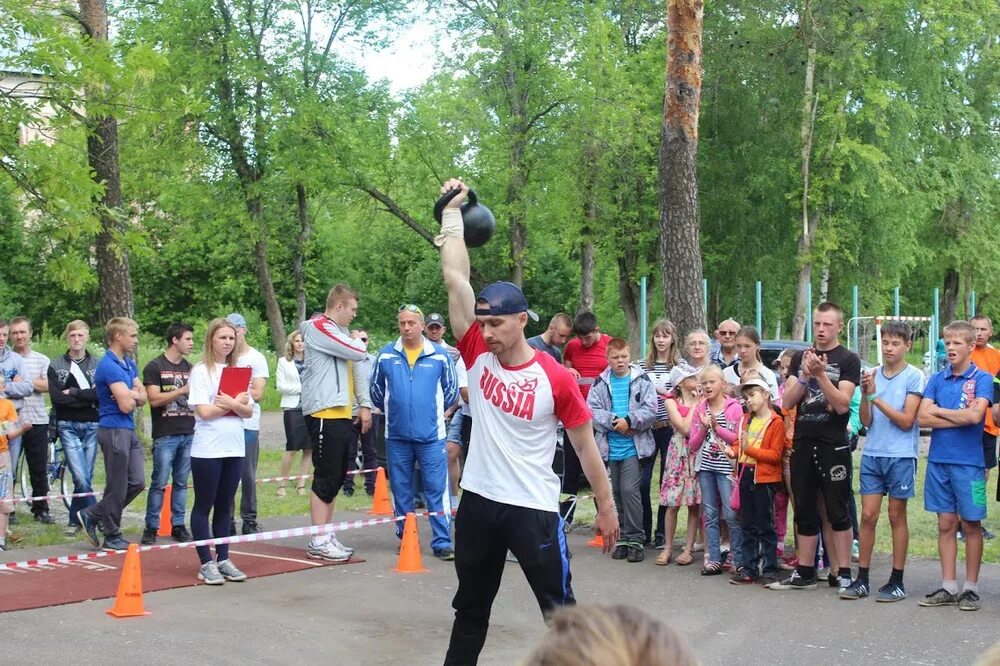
640, 319, 681, 550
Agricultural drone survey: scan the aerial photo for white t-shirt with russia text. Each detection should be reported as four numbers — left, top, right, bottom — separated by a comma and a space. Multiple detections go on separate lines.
457, 326, 591, 512
188, 362, 248, 459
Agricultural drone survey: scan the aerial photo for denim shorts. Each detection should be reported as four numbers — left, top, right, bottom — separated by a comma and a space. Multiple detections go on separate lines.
860, 455, 916, 499
924, 461, 987, 521
446, 413, 464, 445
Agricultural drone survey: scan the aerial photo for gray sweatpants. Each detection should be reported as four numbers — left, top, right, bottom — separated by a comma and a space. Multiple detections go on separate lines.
239, 429, 259, 522
609, 455, 643, 544
89, 427, 145, 537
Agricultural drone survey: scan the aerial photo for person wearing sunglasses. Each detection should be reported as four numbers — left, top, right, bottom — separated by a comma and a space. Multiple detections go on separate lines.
435, 177, 619, 665
710, 319, 741, 369
370, 304, 460, 560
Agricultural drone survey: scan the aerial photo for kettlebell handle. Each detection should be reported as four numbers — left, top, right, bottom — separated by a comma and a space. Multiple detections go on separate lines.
433, 188, 479, 223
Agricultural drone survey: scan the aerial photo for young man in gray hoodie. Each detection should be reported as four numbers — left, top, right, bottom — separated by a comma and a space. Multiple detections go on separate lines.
299, 284, 371, 562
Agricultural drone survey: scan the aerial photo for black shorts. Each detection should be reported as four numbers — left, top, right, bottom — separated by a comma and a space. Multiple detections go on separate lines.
983, 433, 998, 470
790, 438, 853, 536
283, 408, 311, 451
305, 416, 353, 503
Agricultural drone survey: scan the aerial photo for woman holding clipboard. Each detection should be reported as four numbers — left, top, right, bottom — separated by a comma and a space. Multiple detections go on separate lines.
187, 318, 254, 585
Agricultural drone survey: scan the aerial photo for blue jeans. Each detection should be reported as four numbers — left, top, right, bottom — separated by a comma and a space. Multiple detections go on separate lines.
699, 470, 743, 567
387, 437, 451, 551
144, 433, 193, 530
59, 420, 99, 526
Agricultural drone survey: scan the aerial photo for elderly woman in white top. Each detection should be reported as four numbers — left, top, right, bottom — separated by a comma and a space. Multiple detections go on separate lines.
276, 329, 311, 496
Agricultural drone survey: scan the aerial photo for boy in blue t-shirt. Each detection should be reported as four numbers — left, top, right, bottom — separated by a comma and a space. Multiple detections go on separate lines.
840, 321, 924, 603
79, 317, 148, 552
917, 320, 992, 611
587, 338, 658, 563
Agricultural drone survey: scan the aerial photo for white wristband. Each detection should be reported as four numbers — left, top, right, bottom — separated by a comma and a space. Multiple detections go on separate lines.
434, 207, 465, 248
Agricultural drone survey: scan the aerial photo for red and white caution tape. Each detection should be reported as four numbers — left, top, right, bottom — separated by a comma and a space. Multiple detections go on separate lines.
254, 467, 380, 485
12, 490, 99, 505
0, 514, 406, 571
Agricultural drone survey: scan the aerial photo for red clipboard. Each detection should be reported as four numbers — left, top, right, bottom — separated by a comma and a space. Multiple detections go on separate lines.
219, 366, 252, 416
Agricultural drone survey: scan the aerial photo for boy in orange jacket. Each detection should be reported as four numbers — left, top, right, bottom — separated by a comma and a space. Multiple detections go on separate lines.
1, 397, 33, 551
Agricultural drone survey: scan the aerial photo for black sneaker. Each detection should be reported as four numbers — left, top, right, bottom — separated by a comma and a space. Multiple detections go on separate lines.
839, 579, 869, 600
141, 527, 157, 545
78, 511, 100, 548
767, 570, 818, 590
343, 486, 355, 497
759, 570, 781, 586
876, 581, 906, 603
33, 510, 55, 525
172, 525, 192, 543
958, 590, 981, 611
918, 588, 958, 607
729, 568, 758, 585
983, 526, 996, 541
8, 512, 16, 525
242, 520, 263, 535
102, 535, 130, 552
433, 548, 456, 561
612, 544, 629, 560
365, 488, 375, 497
627, 546, 645, 563
652, 535, 666, 550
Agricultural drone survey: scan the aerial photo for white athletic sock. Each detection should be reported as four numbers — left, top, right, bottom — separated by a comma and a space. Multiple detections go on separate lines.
943, 579, 959, 594
963, 581, 979, 593
434, 208, 464, 247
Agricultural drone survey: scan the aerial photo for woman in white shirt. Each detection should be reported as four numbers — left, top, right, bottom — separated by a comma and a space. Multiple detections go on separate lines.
276, 330, 311, 496
188, 318, 253, 585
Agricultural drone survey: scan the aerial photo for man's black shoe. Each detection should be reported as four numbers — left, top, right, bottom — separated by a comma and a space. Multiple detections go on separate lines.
172, 525, 192, 542
33, 511, 55, 525
141, 527, 157, 545
242, 520, 263, 535
79, 511, 100, 548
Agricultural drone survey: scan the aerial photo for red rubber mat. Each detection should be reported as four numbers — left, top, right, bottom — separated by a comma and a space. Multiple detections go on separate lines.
0, 543, 363, 613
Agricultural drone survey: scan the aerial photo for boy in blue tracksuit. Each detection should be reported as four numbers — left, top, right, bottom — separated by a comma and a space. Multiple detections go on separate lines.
370, 305, 459, 559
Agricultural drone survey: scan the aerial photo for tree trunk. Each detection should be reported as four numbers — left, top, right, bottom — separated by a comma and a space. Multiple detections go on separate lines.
791, 8, 818, 341
507, 135, 528, 286
246, 196, 286, 352
942, 268, 959, 325
79, 0, 134, 320
579, 240, 595, 315
293, 182, 310, 324
617, 248, 641, 349
658, 0, 706, 338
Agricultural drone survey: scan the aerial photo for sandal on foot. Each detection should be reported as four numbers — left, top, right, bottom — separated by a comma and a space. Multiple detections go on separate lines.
675, 551, 694, 566
655, 550, 672, 566
276, 486, 287, 497
701, 561, 723, 576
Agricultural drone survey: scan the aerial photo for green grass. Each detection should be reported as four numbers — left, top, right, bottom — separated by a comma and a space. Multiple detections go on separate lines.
10, 450, 1000, 565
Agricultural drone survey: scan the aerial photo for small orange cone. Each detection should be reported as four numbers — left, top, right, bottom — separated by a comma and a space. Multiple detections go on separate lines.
587, 533, 605, 548
107, 544, 150, 618
392, 512, 429, 573
157, 485, 173, 537
368, 467, 393, 516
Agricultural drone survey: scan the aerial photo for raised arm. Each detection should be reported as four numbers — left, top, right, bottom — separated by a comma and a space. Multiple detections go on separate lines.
437, 178, 476, 342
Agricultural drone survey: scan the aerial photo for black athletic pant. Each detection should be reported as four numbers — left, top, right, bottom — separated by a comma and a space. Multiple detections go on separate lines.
445, 491, 574, 665
347, 418, 379, 493
20, 425, 50, 515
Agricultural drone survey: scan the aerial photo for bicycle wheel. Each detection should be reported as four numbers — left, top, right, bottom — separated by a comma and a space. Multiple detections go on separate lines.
18, 451, 30, 501
58, 461, 71, 511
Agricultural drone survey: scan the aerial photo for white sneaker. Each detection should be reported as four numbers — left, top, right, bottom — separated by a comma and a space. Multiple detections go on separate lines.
330, 533, 354, 555
307, 538, 351, 562
216, 559, 247, 582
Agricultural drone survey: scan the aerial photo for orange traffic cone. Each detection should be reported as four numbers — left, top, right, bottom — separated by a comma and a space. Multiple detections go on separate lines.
157, 485, 173, 537
392, 512, 429, 573
107, 544, 150, 618
587, 533, 605, 548
368, 467, 393, 516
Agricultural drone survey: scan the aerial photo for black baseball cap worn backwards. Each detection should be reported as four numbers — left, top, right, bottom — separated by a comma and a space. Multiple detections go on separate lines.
475, 282, 539, 321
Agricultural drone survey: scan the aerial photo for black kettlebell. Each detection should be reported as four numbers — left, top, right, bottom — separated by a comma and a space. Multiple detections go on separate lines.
433, 188, 496, 248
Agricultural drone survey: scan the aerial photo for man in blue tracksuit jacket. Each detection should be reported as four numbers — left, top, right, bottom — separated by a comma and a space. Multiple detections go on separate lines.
371, 305, 459, 559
